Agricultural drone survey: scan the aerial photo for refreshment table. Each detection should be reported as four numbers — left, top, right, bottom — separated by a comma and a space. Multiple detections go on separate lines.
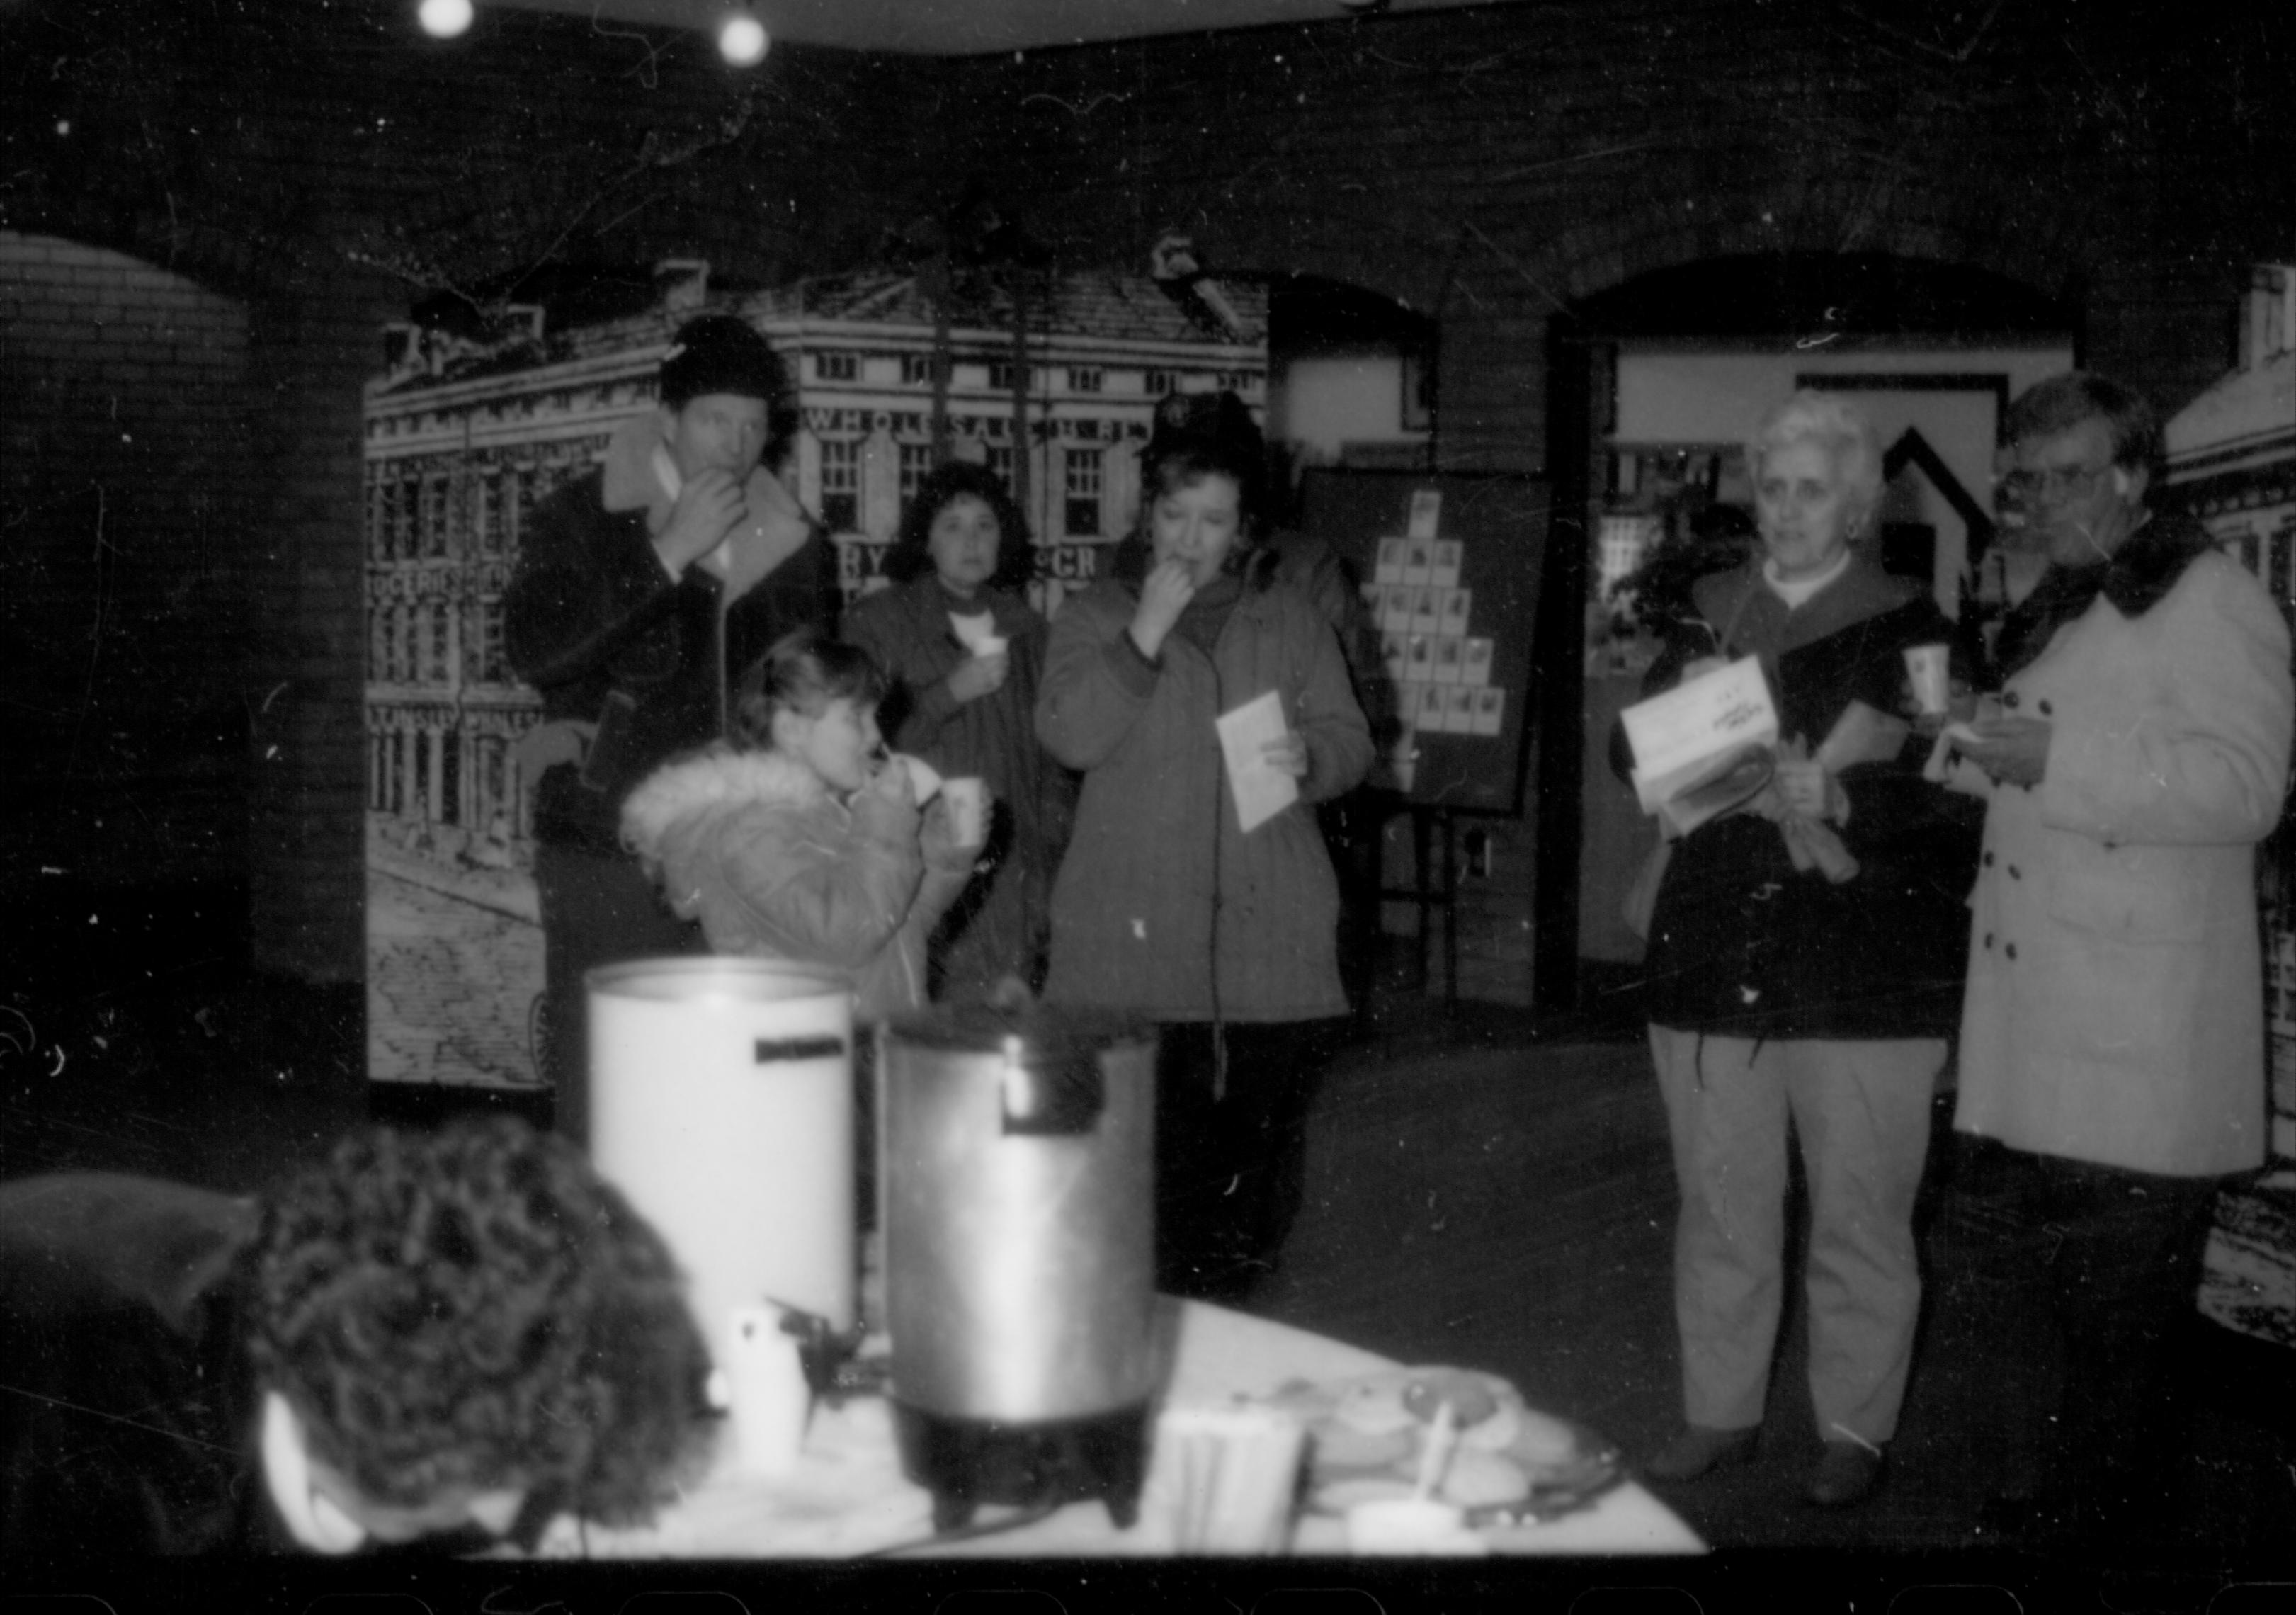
530, 1300, 1704, 1559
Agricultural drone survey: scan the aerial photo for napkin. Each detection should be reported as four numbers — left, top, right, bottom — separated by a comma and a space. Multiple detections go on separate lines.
1215, 690, 1297, 834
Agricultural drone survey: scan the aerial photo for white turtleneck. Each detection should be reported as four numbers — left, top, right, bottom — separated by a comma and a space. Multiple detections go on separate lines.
1763, 546, 1853, 610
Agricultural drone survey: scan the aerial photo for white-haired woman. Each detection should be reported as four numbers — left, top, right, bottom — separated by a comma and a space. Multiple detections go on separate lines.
1625, 391, 1982, 1507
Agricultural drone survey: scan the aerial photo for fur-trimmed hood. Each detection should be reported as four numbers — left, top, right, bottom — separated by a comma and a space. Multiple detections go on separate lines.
620, 745, 828, 865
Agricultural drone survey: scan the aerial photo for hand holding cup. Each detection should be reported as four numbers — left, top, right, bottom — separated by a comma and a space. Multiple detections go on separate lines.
938, 776, 990, 851
947, 650, 1009, 703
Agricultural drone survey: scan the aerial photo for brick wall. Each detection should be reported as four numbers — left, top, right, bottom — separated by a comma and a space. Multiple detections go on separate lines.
4, 0, 2289, 1003
241, 268, 409, 984
1, 230, 256, 901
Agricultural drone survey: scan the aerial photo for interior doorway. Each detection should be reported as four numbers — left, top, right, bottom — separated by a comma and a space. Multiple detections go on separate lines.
1538, 253, 2076, 1014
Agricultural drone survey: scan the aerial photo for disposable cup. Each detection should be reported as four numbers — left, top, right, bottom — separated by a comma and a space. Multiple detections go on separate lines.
940, 777, 987, 848
724, 1302, 812, 1478
1904, 643, 1951, 715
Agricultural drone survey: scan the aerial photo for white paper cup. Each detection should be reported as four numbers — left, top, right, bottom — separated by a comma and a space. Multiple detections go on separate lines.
940, 777, 987, 849
723, 1303, 812, 1478
1904, 643, 1951, 716
1344, 1496, 1489, 1556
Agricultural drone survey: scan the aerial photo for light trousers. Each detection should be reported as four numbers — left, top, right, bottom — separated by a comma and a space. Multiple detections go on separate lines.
1648, 1026, 1943, 1444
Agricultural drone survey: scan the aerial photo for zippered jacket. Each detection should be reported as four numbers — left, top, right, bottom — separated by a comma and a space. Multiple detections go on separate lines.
1035, 549, 1372, 1023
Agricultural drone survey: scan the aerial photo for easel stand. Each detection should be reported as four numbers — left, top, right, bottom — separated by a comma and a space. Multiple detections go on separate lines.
1373, 803, 1460, 1006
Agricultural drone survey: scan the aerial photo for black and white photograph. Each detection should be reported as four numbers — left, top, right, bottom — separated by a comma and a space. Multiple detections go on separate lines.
4, 0, 2292, 1606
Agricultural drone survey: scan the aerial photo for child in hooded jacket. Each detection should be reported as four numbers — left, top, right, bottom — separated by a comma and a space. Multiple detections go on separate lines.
620, 630, 984, 1022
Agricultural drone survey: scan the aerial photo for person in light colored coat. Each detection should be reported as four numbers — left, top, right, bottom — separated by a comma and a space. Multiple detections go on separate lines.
1933, 370, 2293, 1563
1035, 390, 1372, 1301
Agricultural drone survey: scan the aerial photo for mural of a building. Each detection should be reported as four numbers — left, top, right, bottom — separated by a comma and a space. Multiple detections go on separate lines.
363, 264, 1266, 1087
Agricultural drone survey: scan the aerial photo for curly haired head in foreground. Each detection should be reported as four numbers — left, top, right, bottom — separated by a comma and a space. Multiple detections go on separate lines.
244, 1117, 710, 1531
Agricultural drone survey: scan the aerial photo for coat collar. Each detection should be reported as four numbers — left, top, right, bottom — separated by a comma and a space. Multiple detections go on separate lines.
875, 574, 1035, 640
598, 412, 814, 605
1992, 510, 2216, 679
1693, 550, 1920, 660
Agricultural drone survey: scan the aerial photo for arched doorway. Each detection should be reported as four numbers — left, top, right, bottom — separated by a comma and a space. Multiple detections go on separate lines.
1537, 253, 2075, 1014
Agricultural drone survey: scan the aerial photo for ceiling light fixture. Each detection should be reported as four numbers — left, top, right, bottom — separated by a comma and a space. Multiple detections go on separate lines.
718, 5, 770, 68
416, 0, 474, 40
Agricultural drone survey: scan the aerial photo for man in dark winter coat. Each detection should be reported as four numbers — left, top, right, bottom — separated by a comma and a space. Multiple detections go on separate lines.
506, 314, 837, 1141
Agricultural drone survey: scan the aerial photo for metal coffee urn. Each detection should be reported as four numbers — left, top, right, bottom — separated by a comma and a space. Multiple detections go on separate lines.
877, 1007, 1158, 1531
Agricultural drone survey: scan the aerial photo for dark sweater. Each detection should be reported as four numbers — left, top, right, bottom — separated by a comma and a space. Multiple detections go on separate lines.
1622, 560, 1985, 1041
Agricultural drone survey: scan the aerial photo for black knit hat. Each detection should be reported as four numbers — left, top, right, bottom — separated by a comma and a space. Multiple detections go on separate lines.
1141, 388, 1268, 524
658, 315, 786, 409
1144, 388, 1263, 470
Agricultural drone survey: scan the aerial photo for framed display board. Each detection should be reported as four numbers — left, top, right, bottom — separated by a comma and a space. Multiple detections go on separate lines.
1297, 468, 1549, 815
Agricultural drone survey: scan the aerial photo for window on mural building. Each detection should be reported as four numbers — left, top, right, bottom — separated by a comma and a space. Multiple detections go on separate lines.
474, 470, 503, 557
426, 601, 452, 683
365, 477, 387, 562
510, 466, 536, 542
899, 443, 935, 518
439, 735, 461, 828
984, 444, 1018, 500
1144, 370, 1175, 397
989, 362, 1030, 394
1067, 367, 1103, 395
474, 599, 507, 683
387, 473, 416, 562
1064, 447, 1103, 538
419, 473, 450, 559
474, 735, 508, 837
815, 352, 858, 383
820, 439, 860, 533
901, 354, 935, 387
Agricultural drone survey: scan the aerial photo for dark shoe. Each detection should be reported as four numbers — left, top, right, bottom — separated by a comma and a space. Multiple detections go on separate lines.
1806, 1441, 1886, 1507
1645, 1424, 1759, 1482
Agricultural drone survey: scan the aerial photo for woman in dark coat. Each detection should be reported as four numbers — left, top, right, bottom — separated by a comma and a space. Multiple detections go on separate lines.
841, 462, 1069, 1002
1622, 390, 1982, 1508
1035, 392, 1372, 1302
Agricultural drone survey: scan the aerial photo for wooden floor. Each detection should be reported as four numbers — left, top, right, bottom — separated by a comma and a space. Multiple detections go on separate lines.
1258, 992, 2295, 1592
6, 962, 2292, 1598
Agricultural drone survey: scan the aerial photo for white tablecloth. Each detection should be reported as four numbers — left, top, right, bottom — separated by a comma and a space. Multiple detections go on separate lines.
532, 1300, 1703, 1558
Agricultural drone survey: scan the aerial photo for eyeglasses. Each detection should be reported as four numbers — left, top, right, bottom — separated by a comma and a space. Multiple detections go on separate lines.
2001, 463, 2112, 503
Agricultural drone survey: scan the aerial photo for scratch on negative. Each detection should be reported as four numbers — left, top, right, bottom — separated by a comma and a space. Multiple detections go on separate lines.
1022, 91, 1131, 117
1, 1383, 240, 1456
